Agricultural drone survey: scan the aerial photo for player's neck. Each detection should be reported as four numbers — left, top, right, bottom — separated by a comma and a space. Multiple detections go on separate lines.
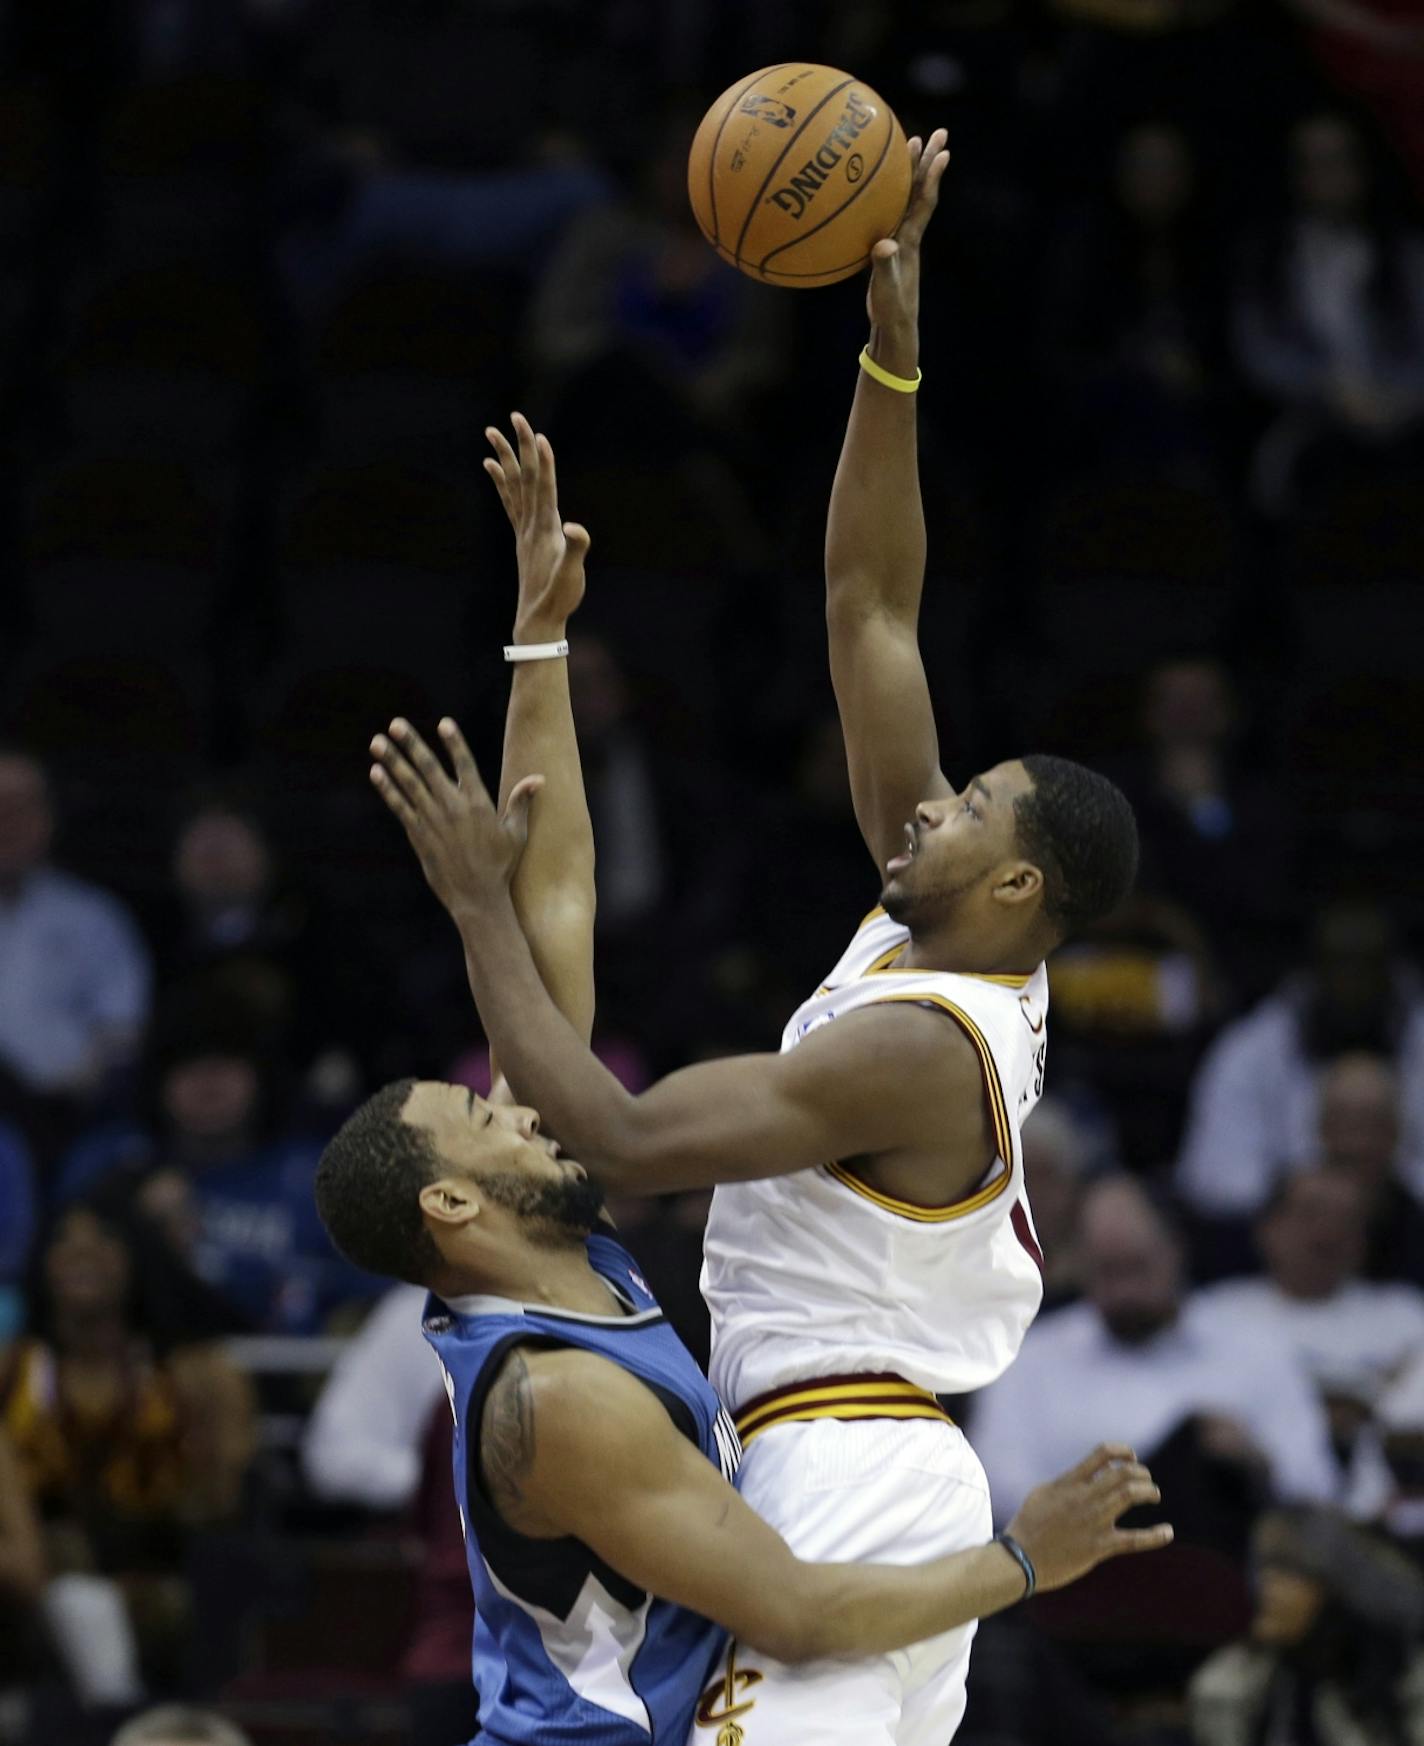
900, 917, 1041, 979
442, 1246, 627, 1319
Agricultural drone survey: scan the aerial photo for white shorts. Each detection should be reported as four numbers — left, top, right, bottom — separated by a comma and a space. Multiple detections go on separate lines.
687, 1416, 993, 1746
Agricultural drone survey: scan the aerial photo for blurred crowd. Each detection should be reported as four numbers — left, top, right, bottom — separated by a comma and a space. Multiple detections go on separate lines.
1, 0, 1423, 1743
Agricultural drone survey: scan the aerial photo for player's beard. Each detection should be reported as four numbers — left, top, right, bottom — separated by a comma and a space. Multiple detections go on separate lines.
882, 860, 977, 933
473, 1170, 607, 1247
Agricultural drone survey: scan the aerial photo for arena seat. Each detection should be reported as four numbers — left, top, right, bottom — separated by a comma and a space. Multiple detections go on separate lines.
61, 262, 269, 455
313, 271, 521, 461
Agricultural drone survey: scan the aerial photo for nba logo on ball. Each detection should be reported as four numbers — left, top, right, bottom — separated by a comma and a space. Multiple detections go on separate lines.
688, 62, 913, 288
739, 94, 796, 128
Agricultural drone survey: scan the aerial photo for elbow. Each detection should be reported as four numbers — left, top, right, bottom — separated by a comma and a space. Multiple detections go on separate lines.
738, 1602, 819, 1666
580, 1099, 659, 1195
737, 1570, 836, 1664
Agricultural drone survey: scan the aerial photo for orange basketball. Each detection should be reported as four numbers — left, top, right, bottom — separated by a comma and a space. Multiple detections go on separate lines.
687, 64, 912, 288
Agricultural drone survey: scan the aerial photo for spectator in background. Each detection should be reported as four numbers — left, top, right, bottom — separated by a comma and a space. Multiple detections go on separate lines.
1189, 1506, 1424, 1746
1176, 898, 1424, 1220
568, 635, 667, 935
110, 1708, 253, 1746
1318, 1052, 1424, 1283
1281, 0, 1424, 201
527, 111, 783, 568
1020, 1096, 1097, 1312
0, 1430, 45, 1714
969, 1177, 1338, 1529
58, 995, 376, 1334
1043, 122, 1228, 478
300, 1287, 475, 1746
1232, 112, 1424, 516
1366, 1355, 1424, 1556
1197, 1170, 1424, 1482
302, 1284, 440, 1513
529, 111, 784, 438
0, 744, 152, 1114
0, 1203, 255, 1705
0, 1123, 36, 1342
1123, 655, 1298, 996
148, 788, 387, 1103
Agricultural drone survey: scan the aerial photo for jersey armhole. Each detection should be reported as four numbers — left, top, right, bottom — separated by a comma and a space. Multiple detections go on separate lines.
863, 990, 1014, 1166
468, 1337, 702, 1523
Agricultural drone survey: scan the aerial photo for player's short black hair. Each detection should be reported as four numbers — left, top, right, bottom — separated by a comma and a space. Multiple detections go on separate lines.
314, 1077, 443, 1285
1015, 754, 1139, 939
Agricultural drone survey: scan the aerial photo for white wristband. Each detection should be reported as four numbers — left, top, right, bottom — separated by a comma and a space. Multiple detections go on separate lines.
503, 639, 569, 663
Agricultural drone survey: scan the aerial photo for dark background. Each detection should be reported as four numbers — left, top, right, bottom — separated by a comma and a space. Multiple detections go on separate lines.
1, 0, 1423, 1742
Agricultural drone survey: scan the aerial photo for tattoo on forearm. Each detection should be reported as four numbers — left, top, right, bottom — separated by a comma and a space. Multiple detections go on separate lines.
481, 1350, 536, 1519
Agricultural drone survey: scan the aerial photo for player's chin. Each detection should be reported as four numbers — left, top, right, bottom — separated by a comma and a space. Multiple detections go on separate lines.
880, 877, 911, 924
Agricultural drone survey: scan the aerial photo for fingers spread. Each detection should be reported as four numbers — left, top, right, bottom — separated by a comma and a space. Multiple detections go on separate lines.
512, 410, 540, 488
485, 426, 523, 513
370, 762, 419, 831
370, 733, 431, 808
437, 717, 491, 804
1115, 1524, 1175, 1556
388, 719, 452, 805
535, 430, 557, 522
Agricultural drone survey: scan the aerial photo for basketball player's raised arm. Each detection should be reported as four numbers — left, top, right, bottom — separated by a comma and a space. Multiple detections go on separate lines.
825, 129, 954, 873
371, 719, 989, 1194
483, 414, 596, 1085
486, 1348, 1171, 1663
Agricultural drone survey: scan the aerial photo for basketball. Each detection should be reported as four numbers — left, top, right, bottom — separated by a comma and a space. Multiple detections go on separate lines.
688, 64, 913, 288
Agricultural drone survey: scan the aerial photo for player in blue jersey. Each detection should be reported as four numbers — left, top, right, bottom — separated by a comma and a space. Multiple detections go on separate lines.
327, 416, 1171, 1746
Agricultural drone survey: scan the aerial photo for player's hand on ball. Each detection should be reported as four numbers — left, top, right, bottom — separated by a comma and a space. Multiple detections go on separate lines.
1003, 1443, 1173, 1593
866, 127, 950, 331
370, 717, 541, 915
484, 412, 590, 635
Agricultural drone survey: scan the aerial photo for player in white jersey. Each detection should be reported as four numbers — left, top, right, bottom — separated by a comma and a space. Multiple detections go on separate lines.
369, 135, 1158, 1746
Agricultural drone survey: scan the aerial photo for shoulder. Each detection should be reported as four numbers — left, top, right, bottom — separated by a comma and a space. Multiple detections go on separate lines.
478, 1345, 656, 1529
36, 869, 139, 932
791, 997, 984, 1094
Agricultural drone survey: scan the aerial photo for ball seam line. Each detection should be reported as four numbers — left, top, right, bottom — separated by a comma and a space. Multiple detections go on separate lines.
731, 73, 856, 269
757, 106, 898, 272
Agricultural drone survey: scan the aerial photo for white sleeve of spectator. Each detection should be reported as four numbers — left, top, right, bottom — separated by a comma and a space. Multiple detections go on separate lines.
966, 1361, 1053, 1528
83, 894, 154, 1032
1242, 1344, 1340, 1505
1175, 1022, 1281, 1215
302, 1285, 445, 1509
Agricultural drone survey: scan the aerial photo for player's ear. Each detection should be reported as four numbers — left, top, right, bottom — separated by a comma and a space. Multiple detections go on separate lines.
993, 861, 1043, 909
420, 1179, 482, 1228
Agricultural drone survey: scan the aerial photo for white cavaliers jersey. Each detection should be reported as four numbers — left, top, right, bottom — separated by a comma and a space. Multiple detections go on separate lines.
701, 906, 1049, 1410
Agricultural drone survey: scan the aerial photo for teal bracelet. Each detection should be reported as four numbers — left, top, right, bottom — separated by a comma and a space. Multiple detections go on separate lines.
994, 1531, 1037, 1599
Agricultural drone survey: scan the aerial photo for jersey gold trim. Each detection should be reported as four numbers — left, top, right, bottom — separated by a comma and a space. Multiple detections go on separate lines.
862, 942, 906, 976
858, 990, 1014, 1170
733, 1373, 954, 1445
858, 904, 887, 930
824, 1158, 1010, 1222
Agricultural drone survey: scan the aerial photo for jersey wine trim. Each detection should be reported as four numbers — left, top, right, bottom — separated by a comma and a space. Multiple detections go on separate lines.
733, 1374, 953, 1446
820, 991, 1016, 1218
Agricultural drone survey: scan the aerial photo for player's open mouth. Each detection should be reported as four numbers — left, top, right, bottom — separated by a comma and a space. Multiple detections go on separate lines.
886, 822, 917, 874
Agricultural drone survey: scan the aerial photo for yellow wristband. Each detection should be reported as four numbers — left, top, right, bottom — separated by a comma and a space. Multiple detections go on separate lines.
859, 345, 922, 394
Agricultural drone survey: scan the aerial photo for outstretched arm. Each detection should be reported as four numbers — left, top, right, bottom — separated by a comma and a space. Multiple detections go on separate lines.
482, 1347, 1172, 1663
369, 718, 992, 1196
483, 413, 595, 1082
825, 130, 954, 874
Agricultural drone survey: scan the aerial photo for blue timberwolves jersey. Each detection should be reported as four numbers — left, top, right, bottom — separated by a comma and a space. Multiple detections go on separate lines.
422, 1233, 741, 1745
